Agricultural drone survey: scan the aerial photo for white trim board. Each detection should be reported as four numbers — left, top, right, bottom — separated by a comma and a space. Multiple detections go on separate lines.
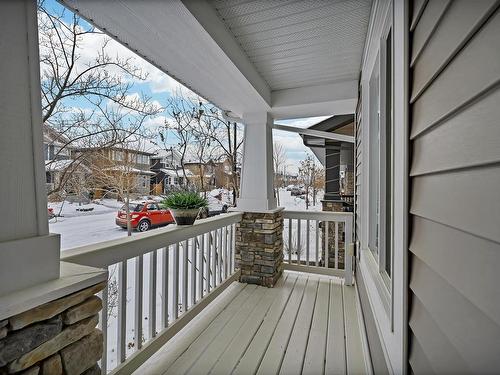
273, 124, 355, 143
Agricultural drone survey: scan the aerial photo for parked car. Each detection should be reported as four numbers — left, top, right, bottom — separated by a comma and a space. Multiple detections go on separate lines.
116, 201, 175, 232
198, 191, 232, 218
290, 187, 306, 196
286, 185, 295, 191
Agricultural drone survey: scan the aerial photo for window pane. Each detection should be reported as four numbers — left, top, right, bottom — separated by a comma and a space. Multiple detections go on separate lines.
368, 54, 380, 255
385, 30, 393, 277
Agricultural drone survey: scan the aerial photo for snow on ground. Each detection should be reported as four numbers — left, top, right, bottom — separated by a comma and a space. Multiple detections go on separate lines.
49, 190, 323, 251
278, 188, 324, 211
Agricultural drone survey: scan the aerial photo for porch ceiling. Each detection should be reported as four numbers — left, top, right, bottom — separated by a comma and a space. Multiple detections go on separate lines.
210, 0, 372, 91
59, 0, 371, 119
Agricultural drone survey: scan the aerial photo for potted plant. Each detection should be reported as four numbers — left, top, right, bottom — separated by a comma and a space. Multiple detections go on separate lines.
162, 191, 208, 225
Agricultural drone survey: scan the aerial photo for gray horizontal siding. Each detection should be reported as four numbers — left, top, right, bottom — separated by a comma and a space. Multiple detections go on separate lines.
411, 8, 500, 137
409, 1, 500, 374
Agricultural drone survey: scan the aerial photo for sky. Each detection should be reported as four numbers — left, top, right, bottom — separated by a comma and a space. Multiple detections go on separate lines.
42, 0, 325, 174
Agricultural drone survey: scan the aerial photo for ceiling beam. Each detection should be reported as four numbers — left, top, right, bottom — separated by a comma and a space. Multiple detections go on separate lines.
271, 80, 358, 119
181, 0, 271, 107
273, 124, 355, 143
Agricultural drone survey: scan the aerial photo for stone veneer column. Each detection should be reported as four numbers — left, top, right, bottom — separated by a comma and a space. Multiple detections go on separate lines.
235, 209, 284, 287
0, 281, 106, 375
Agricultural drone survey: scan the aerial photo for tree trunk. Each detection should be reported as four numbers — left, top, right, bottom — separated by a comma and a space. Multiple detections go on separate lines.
126, 190, 132, 237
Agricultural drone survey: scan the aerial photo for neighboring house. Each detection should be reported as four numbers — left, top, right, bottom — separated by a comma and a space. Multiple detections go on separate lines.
150, 148, 189, 193
185, 157, 240, 191
43, 125, 90, 199
301, 115, 355, 207
73, 141, 155, 198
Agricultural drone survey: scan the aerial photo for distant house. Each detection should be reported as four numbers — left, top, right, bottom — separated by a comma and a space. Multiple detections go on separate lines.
150, 148, 191, 194
184, 157, 240, 191
73, 140, 155, 198
301, 115, 354, 208
43, 125, 90, 199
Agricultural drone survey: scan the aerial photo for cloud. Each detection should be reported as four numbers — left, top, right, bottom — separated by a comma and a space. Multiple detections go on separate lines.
39, 8, 193, 97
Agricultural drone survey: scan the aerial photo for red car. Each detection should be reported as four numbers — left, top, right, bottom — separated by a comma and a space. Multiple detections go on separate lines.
116, 201, 174, 232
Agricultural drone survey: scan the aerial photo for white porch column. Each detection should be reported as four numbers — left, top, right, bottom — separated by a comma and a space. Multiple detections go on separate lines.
0, 1, 60, 296
237, 112, 277, 211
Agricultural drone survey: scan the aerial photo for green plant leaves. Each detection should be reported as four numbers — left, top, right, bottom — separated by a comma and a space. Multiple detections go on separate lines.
162, 191, 208, 209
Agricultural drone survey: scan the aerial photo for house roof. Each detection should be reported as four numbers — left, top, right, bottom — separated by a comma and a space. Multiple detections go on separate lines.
160, 168, 194, 177
43, 124, 71, 147
301, 114, 355, 166
45, 159, 74, 172
103, 165, 155, 175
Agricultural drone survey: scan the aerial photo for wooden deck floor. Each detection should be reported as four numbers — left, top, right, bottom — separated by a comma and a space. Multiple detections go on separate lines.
135, 271, 369, 375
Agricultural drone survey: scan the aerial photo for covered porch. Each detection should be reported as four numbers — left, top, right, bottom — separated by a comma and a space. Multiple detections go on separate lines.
1, 0, 376, 374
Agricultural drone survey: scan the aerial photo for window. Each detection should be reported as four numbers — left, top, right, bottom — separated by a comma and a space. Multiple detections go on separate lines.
147, 203, 158, 211
367, 24, 393, 283
113, 150, 123, 161
368, 54, 380, 256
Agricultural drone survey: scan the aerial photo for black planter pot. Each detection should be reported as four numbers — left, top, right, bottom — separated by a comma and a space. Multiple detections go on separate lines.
170, 208, 201, 226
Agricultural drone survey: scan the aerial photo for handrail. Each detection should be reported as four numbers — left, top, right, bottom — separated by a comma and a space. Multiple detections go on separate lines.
62, 212, 243, 268
60, 212, 241, 374
283, 210, 353, 220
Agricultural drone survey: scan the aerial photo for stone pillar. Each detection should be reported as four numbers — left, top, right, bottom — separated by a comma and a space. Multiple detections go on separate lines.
0, 0, 60, 296
0, 281, 106, 375
235, 209, 284, 287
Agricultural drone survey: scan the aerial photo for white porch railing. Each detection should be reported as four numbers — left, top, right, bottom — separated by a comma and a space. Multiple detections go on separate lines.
61, 212, 242, 374
282, 210, 354, 285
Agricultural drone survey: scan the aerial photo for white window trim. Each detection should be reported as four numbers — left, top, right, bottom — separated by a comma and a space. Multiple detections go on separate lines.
358, 0, 408, 374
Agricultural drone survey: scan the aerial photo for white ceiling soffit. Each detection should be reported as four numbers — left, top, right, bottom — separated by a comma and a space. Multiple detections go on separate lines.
59, 0, 271, 117
209, 0, 372, 91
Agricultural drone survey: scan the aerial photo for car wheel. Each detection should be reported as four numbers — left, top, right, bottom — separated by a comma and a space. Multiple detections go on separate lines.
137, 220, 151, 232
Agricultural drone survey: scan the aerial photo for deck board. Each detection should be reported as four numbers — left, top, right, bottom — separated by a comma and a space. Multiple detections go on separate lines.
164, 284, 258, 374
191, 275, 288, 374
256, 274, 309, 375
134, 282, 245, 374
344, 284, 368, 375
212, 274, 295, 374
232, 273, 299, 375
302, 277, 331, 374
326, 280, 347, 375
135, 271, 369, 375
279, 276, 319, 375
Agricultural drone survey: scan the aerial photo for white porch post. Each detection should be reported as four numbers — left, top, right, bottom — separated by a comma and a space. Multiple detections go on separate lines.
237, 112, 277, 211
0, 1, 60, 296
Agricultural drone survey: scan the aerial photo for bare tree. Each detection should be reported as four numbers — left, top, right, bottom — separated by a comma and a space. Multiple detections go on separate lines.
38, 1, 161, 196
273, 142, 287, 206
86, 140, 149, 236
164, 89, 197, 185
162, 90, 243, 204
298, 154, 323, 210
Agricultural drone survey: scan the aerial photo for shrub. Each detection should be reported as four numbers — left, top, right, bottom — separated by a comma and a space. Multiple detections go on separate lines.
162, 191, 208, 210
